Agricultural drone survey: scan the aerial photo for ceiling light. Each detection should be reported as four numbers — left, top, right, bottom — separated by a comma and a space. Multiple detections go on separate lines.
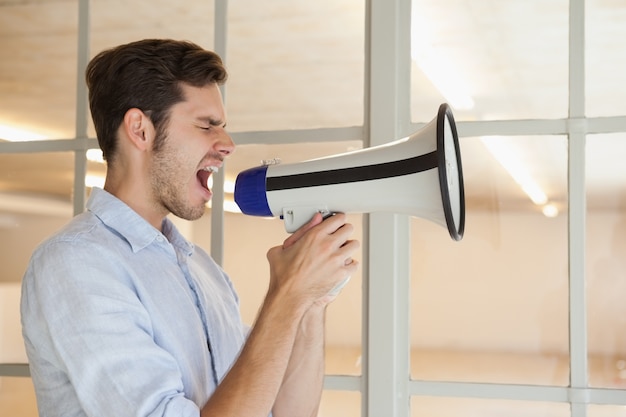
206, 198, 242, 214
481, 136, 551, 207
410, 16, 475, 110
412, 53, 476, 110
204, 179, 241, 214
223, 200, 242, 214
87, 149, 105, 163
0, 192, 71, 217
0, 125, 47, 142
206, 177, 236, 194
85, 174, 105, 189
542, 203, 559, 218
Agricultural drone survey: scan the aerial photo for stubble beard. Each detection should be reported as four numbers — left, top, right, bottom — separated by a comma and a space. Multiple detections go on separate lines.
150, 134, 207, 222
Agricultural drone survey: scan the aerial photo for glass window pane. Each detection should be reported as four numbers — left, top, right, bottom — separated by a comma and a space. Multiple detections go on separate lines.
411, 396, 570, 417
0, 151, 73, 416
325, 258, 362, 376
319, 390, 360, 417
86, 148, 106, 194
91, 0, 215, 51
586, 0, 626, 117
224, 215, 284, 325
411, 0, 569, 122
0, 284, 27, 362
411, 136, 569, 385
89, 0, 217, 138
0, 150, 75, 417
0, 288, 34, 414
0, 293, 31, 416
326, 347, 362, 377
588, 404, 626, 417
0, 152, 74, 209
0, 376, 38, 417
226, 1, 365, 131
0, 0, 78, 140
586, 133, 626, 389
0, 152, 74, 284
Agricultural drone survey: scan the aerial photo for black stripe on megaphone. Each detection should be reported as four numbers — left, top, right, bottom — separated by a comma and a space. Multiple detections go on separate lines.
266, 151, 438, 191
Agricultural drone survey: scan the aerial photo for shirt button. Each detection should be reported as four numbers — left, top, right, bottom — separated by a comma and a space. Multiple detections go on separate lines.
156, 235, 164, 242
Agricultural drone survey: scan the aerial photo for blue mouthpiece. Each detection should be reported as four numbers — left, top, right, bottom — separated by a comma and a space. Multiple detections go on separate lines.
234, 165, 273, 216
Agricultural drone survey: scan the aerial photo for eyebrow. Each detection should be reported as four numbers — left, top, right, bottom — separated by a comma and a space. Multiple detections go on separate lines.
197, 116, 226, 128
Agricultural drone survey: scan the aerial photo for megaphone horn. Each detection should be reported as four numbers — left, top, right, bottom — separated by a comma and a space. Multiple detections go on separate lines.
234, 103, 465, 241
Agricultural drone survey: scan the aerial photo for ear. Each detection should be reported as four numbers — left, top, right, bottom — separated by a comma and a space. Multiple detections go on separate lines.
122, 108, 154, 152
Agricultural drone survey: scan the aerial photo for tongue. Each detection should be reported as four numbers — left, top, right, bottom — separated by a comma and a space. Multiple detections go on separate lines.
197, 170, 211, 190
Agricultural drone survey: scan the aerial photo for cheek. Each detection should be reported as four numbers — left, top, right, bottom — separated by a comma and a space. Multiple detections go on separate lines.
153, 149, 188, 185
156, 134, 204, 182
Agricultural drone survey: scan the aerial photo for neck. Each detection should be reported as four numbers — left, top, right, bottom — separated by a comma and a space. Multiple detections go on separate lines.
104, 163, 167, 231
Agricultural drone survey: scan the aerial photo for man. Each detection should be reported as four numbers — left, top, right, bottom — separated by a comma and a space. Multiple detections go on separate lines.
21, 39, 359, 417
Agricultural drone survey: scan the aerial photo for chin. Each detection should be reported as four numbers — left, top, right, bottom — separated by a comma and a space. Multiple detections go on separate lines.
187, 207, 207, 221
168, 202, 206, 222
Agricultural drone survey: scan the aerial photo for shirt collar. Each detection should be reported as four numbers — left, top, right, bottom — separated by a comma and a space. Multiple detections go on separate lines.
87, 187, 193, 254
162, 217, 195, 256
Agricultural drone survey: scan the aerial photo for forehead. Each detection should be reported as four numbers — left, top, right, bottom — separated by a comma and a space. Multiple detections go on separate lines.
173, 82, 226, 121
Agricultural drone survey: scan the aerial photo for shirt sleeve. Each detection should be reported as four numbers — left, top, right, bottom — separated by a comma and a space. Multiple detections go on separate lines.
21, 239, 201, 417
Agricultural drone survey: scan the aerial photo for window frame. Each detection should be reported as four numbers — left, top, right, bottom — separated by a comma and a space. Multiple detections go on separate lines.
2, 1, 626, 417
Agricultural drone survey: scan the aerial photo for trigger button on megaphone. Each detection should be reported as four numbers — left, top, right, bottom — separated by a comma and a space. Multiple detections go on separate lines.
319, 209, 332, 219
261, 158, 281, 166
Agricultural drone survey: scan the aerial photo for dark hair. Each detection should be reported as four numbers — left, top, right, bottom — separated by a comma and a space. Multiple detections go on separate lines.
86, 39, 228, 162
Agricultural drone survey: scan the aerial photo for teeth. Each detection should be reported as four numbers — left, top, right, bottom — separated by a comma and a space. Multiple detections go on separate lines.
203, 166, 219, 173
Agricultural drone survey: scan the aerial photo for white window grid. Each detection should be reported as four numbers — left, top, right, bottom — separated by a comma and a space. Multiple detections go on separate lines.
1, 1, 625, 416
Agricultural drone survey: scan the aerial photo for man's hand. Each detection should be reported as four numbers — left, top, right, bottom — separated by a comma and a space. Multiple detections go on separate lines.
266, 212, 359, 308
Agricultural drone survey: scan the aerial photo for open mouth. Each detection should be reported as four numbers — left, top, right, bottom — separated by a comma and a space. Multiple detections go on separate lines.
197, 166, 218, 192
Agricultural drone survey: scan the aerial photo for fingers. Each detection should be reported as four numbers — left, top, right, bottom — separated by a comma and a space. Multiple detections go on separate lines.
299, 213, 358, 269
282, 212, 349, 249
268, 212, 360, 306
315, 212, 349, 235
337, 239, 360, 270
282, 212, 324, 249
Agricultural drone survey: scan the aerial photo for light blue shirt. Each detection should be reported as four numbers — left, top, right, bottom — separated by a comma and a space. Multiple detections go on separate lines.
21, 188, 247, 417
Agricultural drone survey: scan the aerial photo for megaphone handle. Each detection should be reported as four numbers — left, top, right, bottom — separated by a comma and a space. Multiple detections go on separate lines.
327, 275, 351, 297
280, 208, 350, 296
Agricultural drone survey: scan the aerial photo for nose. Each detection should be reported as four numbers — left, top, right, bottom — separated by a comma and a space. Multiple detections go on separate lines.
216, 130, 235, 157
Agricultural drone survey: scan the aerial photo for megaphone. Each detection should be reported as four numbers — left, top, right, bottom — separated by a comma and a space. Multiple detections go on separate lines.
234, 103, 465, 241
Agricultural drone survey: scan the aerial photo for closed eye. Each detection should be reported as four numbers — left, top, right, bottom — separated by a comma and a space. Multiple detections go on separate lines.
196, 117, 226, 130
